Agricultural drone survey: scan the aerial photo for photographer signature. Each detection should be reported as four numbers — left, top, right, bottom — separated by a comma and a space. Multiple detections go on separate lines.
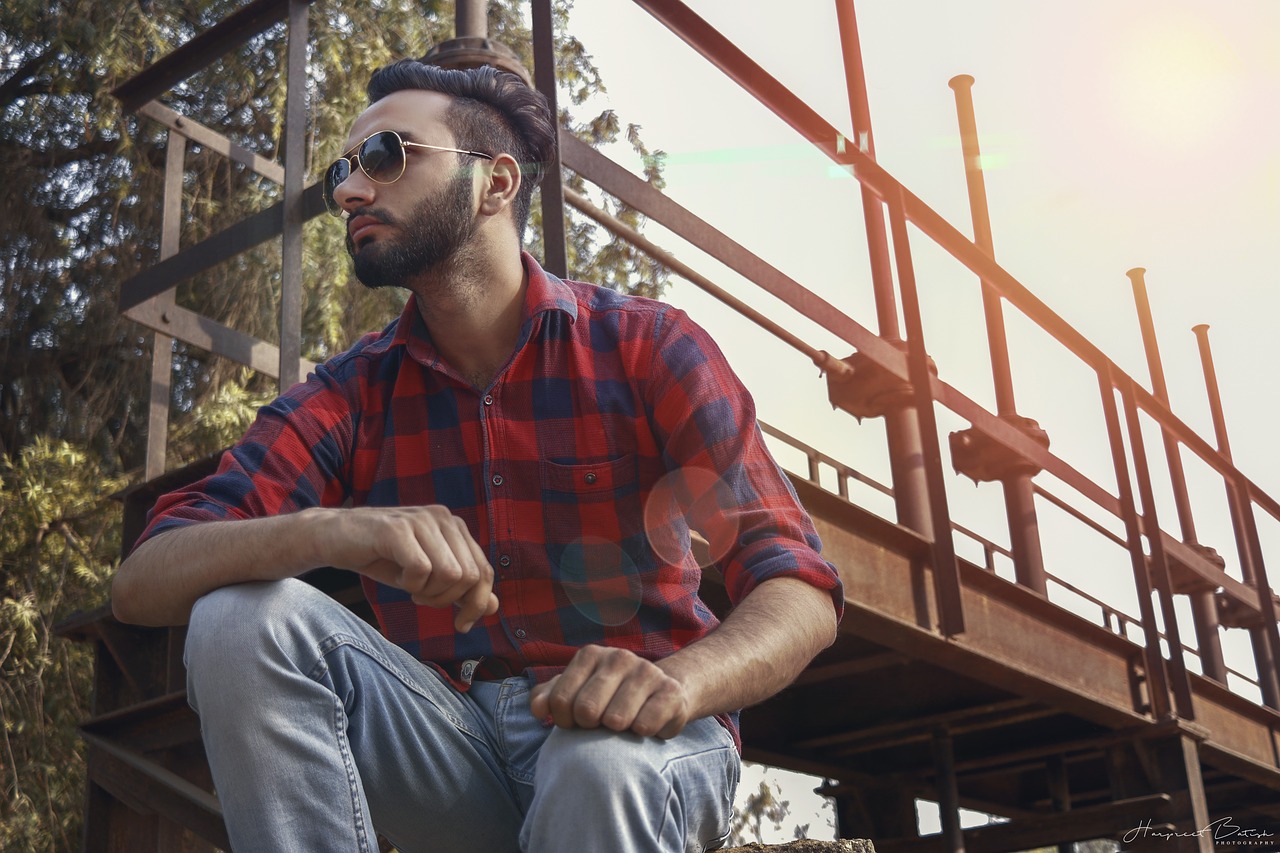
1124, 817, 1275, 845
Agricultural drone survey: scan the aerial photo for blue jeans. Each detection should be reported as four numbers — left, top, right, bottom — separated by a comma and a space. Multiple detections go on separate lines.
184, 579, 740, 852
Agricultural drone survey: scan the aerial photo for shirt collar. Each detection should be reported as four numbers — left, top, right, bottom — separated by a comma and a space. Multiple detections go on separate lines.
390, 252, 579, 365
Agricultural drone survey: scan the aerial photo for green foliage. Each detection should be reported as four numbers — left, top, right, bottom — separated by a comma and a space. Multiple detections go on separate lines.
1, 438, 124, 852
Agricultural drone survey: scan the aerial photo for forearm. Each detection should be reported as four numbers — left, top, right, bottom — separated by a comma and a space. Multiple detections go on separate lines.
112, 509, 328, 627
658, 577, 839, 720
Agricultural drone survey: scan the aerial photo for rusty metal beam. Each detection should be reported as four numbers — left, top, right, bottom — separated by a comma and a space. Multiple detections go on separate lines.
888, 187, 964, 634
112, 0, 314, 114
876, 794, 1173, 853
117, 182, 325, 312
137, 101, 284, 184
125, 300, 315, 380
278, 0, 307, 389
531, 0, 568, 277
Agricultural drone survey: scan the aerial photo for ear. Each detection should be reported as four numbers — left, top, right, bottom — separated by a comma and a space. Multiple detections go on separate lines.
477, 153, 522, 218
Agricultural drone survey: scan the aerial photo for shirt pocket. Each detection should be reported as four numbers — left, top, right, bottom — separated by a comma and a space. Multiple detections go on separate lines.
538, 455, 647, 628
538, 454, 638, 500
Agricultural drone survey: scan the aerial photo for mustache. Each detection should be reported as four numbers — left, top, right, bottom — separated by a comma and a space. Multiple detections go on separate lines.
345, 207, 394, 256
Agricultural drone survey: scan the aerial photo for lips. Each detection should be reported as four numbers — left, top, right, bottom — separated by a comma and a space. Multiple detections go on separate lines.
347, 214, 384, 248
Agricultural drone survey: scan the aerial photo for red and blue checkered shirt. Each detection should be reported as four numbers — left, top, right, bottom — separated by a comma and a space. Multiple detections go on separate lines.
140, 254, 843, 740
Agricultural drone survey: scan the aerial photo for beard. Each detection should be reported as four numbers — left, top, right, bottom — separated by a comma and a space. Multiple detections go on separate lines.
346, 170, 476, 290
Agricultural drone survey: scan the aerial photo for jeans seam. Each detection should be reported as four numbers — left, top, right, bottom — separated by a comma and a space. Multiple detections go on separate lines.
310, 632, 483, 741
324, 669, 374, 853
495, 678, 537, 786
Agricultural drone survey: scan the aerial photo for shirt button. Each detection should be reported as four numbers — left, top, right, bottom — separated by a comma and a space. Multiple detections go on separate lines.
514, 628, 527, 639
492, 474, 504, 486
498, 555, 511, 567
584, 472, 597, 485
483, 394, 494, 406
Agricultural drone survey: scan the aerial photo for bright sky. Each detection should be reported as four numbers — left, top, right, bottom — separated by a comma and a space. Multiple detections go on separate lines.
562, 0, 1280, 840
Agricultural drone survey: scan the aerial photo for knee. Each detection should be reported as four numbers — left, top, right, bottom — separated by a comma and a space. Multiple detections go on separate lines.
536, 728, 662, 797
184, 580, 324, 688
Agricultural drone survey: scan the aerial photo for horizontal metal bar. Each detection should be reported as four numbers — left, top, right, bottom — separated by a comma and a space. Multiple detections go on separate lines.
562, 185, 844, 371
138, 100, 285, 184
559, 130, 895, 365
113, 0, 313, 114
117, 182, 325, 311
125, 300, 315, 380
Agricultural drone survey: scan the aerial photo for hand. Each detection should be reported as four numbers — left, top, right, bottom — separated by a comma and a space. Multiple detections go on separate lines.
528, 645, 692, 739
311, 505, 498, 632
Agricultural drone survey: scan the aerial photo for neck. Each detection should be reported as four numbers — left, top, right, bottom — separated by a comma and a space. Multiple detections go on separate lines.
410, 242, 527, 390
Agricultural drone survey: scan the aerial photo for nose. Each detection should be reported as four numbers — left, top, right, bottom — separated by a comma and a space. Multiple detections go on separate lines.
332, 162, 375, 214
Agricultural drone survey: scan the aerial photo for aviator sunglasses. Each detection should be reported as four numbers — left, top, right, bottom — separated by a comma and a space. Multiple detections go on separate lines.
323, 129, 493, 216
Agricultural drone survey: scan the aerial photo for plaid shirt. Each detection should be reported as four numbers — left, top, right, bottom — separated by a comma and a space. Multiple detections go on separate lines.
141, 254, 842, 742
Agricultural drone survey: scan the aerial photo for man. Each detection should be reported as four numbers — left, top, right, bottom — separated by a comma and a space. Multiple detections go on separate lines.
112, 60, 842, 853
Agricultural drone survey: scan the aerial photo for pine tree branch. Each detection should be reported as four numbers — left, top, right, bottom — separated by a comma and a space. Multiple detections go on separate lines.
0, 45, 58, 109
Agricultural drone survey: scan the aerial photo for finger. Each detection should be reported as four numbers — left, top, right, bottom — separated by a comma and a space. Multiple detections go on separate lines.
571, 652, 636, 730
529, 675, 559, 720
631, 682, 689, 739
454, 524, 497, 632
410, 517, 471, 605
541, 647, 604, 729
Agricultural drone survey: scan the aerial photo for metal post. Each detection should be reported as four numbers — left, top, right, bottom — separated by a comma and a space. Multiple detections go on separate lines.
948, 74, 1046, 595
531, 0, 569, 277
1098, 366, 1173, 720
278, 0, 307, 390
145, 130, 185, 482
834, 0, 932, 538
889, 188, 964, 636
1192, 325, 1280, 708
1127, 269, 1226, 683
1120, 378, 1196, 720
455, 0, 487, 37
931, 727, 965, 853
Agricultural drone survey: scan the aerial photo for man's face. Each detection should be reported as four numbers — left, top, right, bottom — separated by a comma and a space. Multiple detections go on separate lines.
332, 90, 481, 288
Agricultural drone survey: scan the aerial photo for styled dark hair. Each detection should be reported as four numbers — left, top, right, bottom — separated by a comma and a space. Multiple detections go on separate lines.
367, 60, 556, 235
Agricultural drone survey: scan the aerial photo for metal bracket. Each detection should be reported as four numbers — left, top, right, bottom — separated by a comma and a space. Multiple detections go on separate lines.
825, 344, 937, 421
949, 414, 1050, 482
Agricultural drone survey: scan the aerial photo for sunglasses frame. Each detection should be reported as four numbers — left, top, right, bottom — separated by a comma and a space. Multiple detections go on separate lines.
323, 129, 494, 216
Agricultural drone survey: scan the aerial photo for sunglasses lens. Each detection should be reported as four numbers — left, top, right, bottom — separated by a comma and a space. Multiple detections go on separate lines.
360, 131, 405, 183
323, 159, 350, 215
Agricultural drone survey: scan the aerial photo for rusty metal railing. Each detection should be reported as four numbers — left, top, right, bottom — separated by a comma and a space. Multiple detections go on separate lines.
578, 0, 1280, 724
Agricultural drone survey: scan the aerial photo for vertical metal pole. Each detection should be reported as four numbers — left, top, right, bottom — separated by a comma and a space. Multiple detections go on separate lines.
455, 0, 487, 37
278, 0, 307, 391
948, 74, 1046, 595
1127, 269, 1226, 683
1232, 480, 1280, 709
531, 0, 568, 278
931, 727, 965, 853
889, 189, 964, 636
145, 130, 185, 482
1098, 366, 1172, 720
1120, 378, 1195, 720
1192, 325, 1280, 708
834, 0, 932, 538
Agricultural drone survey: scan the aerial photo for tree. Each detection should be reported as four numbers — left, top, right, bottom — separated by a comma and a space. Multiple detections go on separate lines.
0, 1, 668, 847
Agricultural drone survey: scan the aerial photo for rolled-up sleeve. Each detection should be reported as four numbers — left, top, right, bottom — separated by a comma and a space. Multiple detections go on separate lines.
134, 362, 356, 550
647, 308, 844, 619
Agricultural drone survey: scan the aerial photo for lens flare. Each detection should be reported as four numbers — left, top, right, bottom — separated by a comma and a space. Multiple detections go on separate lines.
643, 466, 742, 569
555, 536, 642, 627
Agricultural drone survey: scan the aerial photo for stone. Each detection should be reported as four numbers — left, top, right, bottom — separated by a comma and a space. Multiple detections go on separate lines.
721, 840, 875, 853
